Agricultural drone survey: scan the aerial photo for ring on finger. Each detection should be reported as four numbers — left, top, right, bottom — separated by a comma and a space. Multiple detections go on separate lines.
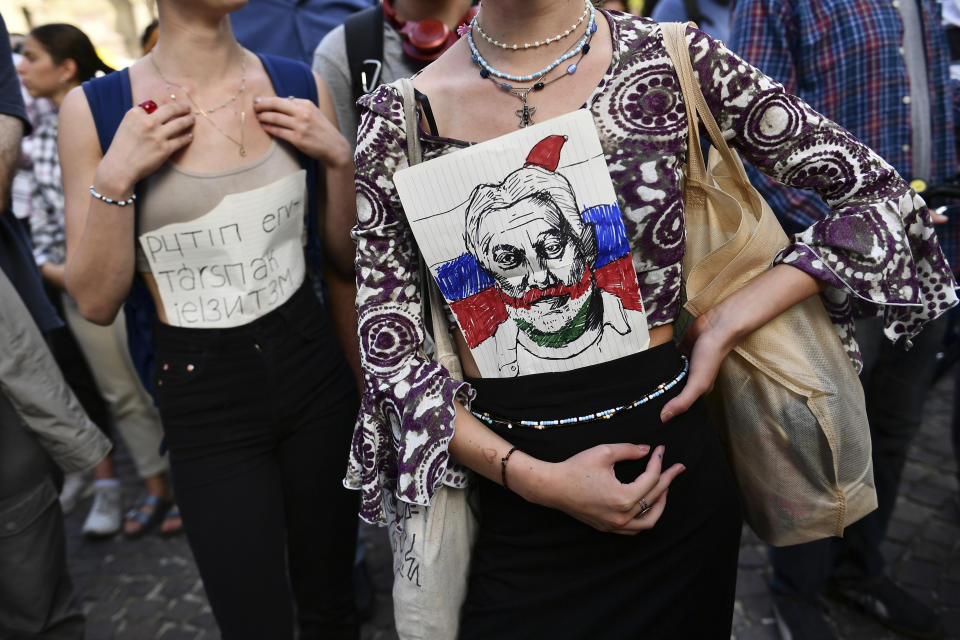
138, 99, 158, 114
286, 95, 295, 100
637, 497, 652, 517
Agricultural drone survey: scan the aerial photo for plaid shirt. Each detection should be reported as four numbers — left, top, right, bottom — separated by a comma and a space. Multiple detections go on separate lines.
729, 0, 960, 265
28, 116, 65, 267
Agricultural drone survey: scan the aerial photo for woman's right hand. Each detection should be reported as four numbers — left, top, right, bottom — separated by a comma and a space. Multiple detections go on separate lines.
94, 102, 195, 195
515, 443, 686, 535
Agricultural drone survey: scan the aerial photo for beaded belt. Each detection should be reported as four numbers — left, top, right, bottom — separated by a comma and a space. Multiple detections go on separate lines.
470, 355, 689, 430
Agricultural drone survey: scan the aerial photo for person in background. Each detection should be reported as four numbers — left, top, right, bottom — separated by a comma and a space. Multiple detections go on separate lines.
10, 43, 54, 238
14, 32, 121, 528
942, 0, 960, 519
0, 12, 113, 638
651, 0, 730, 41
313, 0, 475, 151
729, 1, 954, 638
18, 23, 182, 539
231, 0, 374, 65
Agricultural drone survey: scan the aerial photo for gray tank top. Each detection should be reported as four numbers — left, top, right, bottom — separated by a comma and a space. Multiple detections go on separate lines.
135, 141, 302, 271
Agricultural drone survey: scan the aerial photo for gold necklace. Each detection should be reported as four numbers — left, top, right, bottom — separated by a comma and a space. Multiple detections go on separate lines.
150, 50, 246, 115
150, 50, 248, 156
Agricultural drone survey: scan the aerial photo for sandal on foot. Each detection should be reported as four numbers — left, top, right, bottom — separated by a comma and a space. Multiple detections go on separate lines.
159, 504, 183, 538
123, 494, 172, 539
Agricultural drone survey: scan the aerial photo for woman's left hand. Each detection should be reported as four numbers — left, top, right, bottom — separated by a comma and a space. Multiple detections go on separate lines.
659, 264, 825, 423
253, 95, 351, 168
660, 307, 735, 423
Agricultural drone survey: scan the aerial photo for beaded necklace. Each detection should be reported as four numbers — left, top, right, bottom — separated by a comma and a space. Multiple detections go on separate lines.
484, 36, 593, 128
471, 7, 596, 128
474, 0, 590, 50
466, 3, 597, 83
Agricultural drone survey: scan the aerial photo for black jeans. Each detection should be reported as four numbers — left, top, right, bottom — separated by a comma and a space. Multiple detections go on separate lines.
770, 314, 948, 595
153, 283, 360, 639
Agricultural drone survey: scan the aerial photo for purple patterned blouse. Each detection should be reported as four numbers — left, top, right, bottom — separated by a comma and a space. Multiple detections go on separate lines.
348, 13, 958, 525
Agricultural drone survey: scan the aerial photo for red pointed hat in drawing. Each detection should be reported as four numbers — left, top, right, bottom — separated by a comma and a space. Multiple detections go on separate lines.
524, 135, 567, 172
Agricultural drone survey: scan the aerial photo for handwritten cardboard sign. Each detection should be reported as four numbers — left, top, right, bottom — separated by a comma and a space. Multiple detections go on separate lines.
394, 110, 649, 377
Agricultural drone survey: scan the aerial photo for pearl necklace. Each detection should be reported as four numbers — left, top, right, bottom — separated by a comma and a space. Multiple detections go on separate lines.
467, 4, 597, 83
474, 0, 590, 50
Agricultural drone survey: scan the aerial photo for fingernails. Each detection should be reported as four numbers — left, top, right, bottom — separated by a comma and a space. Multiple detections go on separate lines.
660, 409, 672, 423
253, 97, 261, 103
638, 444, 650, 454
678, 464, 686, 472
656, 445, 665, 459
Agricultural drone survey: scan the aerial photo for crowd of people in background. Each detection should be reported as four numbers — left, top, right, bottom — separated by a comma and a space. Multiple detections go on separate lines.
1, 1, 959, 639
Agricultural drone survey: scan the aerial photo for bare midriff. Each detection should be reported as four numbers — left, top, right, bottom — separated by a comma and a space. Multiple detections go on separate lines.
141, 273, 170, 325
454, 322, 675, 379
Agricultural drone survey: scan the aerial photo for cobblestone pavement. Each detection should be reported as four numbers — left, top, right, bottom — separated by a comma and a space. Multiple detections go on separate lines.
66, 369, 960, 639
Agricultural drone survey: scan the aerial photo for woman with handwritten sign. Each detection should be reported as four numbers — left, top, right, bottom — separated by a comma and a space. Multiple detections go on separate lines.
350, 1, 958, 637
58, 0, 361, 637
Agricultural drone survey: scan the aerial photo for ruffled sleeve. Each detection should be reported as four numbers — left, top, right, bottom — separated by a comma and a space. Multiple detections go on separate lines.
680, 25, 958, 366
346, 83, 475, 526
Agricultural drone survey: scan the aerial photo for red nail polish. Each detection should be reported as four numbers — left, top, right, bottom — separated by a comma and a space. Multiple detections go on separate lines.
138, 100, 158, 114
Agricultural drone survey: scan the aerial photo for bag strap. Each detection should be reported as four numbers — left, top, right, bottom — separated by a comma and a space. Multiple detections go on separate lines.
345, 4, 386, 107
660, 22, 753, 201
397, 78, 464, 381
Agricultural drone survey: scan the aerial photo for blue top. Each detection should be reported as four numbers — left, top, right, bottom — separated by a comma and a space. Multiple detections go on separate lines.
230, 0, 375, 64
651, 0, 730, 42
0, 14, 61, 333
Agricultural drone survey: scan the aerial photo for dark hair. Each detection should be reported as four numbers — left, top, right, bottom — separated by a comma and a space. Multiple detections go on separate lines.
29, 23, 114, 83
140, 20, 159, 52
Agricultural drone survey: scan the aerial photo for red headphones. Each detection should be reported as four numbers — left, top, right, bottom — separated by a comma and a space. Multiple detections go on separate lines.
382, 0, 479, 63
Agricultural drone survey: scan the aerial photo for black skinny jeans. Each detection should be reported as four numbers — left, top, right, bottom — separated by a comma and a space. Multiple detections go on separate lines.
153, 284, 359, 639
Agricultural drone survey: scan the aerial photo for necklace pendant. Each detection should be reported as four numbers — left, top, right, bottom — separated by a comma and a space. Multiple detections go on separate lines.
239, 146, 247, 157
516, 103, 536, 128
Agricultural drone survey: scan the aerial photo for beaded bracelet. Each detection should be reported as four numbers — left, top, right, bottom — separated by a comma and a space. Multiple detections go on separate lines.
501, 446, 520, 491
89, 185, 136, 207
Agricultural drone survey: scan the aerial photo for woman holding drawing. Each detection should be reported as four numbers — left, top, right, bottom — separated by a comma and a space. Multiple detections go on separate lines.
58, 0, 361, 637
350, 0, 958, 637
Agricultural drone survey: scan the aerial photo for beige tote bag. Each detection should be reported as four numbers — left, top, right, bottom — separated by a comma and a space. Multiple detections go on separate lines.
662, 23, 877, 546
386, 77, 478, 640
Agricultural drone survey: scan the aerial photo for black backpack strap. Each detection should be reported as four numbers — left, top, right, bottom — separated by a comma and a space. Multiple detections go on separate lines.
344, 4, 385, 106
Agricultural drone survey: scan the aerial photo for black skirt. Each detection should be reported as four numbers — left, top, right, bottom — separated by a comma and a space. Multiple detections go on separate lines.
459, 342, 742, 640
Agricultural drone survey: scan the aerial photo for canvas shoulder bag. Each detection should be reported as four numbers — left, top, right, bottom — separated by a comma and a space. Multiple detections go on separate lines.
386, 77, 478, 640
661, 22, 877, 545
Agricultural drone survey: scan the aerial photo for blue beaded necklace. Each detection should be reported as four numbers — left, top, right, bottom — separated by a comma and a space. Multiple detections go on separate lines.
467, 4, 597, 83
469, 7, 598, 127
